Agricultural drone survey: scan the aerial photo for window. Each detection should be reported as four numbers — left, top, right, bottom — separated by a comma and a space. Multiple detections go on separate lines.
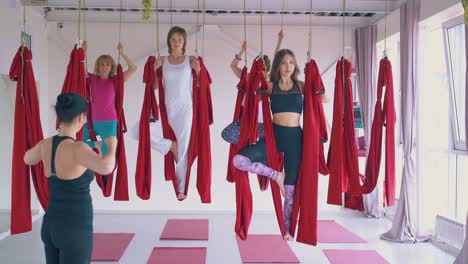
443, 16, 466, 151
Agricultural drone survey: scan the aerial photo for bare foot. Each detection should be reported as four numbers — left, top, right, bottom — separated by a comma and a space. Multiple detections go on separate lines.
283, 232, 293, 241
170, 141, 178, 162
177, 193, 186, 201
276, 171, 286, 197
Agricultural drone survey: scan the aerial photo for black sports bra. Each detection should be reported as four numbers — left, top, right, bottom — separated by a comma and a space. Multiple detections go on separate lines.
270, 81, 303, 114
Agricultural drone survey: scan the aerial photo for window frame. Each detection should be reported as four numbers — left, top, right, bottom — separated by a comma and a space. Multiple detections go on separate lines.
442, 15, 467, 152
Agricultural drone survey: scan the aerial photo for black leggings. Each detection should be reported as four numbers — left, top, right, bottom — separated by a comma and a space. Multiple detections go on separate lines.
41, 216, 93, 264
238, 124, 303, 185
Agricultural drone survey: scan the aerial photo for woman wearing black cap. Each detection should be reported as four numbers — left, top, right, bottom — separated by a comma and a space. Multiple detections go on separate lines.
23, 92, 117, 264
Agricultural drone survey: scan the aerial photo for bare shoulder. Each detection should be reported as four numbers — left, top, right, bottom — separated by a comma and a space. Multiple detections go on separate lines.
74, 141, 91, 152
297, 80, 305, 93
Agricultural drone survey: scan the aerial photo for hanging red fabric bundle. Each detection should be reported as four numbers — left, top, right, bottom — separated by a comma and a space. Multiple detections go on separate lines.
194, 57, 213, 202
289, 59, 326, 246
9, 47, 49, 234
327, 58, 361, 206
361, 57, 396, 206
226, 67, 248, 183
135, 56, 160, 199
234, 57, 286, 240
58, 46, 89, 140
155, 57, 213, 202
93, 65, 129, 200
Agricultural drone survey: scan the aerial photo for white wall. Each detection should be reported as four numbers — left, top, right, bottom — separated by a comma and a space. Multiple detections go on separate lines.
0, 2, 49, 211
47, 21, 355, 212
374, 0, 463, 43
420, 0, 461, 21
376, 9, 401, 43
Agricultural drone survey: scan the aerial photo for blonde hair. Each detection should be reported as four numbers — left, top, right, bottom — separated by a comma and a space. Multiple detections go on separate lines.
94, 55, 116, 78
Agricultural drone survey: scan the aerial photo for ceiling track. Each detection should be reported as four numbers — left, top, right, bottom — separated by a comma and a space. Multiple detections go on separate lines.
43, 7, 379, 18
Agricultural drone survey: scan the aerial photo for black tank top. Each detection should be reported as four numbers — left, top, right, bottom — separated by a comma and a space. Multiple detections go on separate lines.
45, 135, 94, 219
270, 81, 303, 114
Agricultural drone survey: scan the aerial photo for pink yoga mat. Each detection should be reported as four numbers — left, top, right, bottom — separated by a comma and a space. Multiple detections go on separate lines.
160, 219, 209, 240
318, 220, 367, 243
323, 249, 390, 264
91, 233, 135, 261
147, 247, 207, 264
236, 234, 299, 263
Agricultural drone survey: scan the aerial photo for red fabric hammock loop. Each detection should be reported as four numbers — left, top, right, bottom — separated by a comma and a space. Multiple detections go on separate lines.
290, 59, 326, 246
327, 57, 396, 207
360, 57, 396, 206
58, 46, 89, 140
234, 58, 286, 241
92, 64, 129, 200
10, 47, 49, 234
226, 67, 248, 183
327, 58, 362, 206
135, 56, 159, 200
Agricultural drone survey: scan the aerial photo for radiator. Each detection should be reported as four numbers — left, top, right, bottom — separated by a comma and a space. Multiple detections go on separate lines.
434, 214, 466, 249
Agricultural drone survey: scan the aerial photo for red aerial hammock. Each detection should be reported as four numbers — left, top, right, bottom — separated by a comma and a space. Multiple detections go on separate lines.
288, 2, 329, 244
89, 64, 129, 201
155, 57, 213, 202
9, 45, 49, 234
360, 57, 396, 206
233, 57, 286, 240
328, 0, 396, 206
135, 56, 160, 200
135, 1, 161, 200
85, 0, 129, 200
58, 45, 88, 140
150, 0, 213, 202
290, 59, 328, 245
327, 57, 396, 206
327, 57, 362, 205
226, 67, 248, 183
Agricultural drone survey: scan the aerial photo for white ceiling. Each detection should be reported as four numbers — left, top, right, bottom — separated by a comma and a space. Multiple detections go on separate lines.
28, 0, 403, 27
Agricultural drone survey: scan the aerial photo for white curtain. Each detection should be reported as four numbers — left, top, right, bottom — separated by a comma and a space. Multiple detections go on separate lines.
454, 20, 468, 264
380, 0, 426, 243
355, 25, 384, 218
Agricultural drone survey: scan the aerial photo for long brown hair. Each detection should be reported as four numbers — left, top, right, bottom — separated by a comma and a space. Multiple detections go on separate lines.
269, 49, 299, 83
167, 26, 187, 54
262, 55, 271, 80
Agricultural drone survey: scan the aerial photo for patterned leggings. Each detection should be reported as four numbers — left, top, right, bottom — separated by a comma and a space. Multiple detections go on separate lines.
233, 155, 296, 234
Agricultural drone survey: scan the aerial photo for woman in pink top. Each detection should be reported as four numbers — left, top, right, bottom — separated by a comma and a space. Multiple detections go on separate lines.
82, 41, 137, 181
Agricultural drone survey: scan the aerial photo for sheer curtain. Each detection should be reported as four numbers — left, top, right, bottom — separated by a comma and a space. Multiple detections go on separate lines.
380, 0, 426, 242
355, 25, 384, 218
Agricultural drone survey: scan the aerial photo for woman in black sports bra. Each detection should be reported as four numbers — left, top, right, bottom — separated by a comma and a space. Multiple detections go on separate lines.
233, 48, 327, 241
24, 92, 117, 264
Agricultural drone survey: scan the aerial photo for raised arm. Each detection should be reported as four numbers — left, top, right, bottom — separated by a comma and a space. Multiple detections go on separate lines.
75, 136, 117, 175
117, 42, 138, 82
230, 41, 247, 79
190, 56, 201, 83
274, 29, 284, 56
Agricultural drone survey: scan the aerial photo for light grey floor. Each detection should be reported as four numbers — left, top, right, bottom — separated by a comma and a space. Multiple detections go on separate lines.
0, 212, 10, 234
0, 208, 456, 264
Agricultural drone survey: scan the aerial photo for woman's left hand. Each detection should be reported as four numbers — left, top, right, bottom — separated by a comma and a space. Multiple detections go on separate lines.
117, 42, 124, 54
320, 93, 330, 103
190, 57, 201, 74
